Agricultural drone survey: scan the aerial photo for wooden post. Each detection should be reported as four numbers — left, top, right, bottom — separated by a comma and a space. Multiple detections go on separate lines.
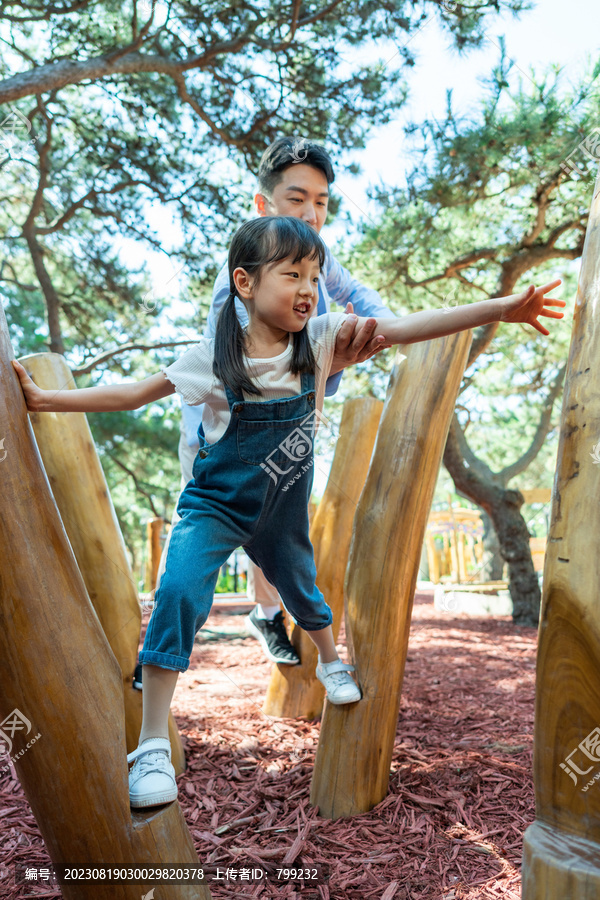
18, 353, 184, 775
522, 171, 600, 897
442, 532, 450, 578
263, 397, 383, 719
458, 532, 468, 582
425, 532, 440, 584
447, 494, 462, 583
311, 333, 471, 819
146, 517, 165, 592
0, 314, 209, 899
474, 532, 484, 567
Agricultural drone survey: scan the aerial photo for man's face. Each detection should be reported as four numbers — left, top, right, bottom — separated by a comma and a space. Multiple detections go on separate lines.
255, 163, 329, 233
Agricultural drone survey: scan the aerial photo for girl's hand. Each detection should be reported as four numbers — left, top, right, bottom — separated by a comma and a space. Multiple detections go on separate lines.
500, 279, 565, 336
12, 360, 47, 411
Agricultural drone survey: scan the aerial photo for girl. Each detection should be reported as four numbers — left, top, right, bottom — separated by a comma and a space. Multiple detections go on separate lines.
13, 216, 564, 809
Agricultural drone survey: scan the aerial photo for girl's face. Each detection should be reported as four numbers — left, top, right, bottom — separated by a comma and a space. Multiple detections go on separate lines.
234, 253, 321, 334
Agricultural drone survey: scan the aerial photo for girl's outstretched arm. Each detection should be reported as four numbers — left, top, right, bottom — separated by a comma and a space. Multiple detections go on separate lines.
348, 279, 565, 349
12, 360, 175, 413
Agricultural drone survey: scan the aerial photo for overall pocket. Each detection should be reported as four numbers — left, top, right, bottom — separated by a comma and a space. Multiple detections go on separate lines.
237, 411, 317, 469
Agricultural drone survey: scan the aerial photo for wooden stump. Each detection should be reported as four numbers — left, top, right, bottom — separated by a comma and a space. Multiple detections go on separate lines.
522, 170, 600, 897
18, 353, 184, 774
311, 334, 472, 819
263, 397, 383, 719
0, 315, 209, 898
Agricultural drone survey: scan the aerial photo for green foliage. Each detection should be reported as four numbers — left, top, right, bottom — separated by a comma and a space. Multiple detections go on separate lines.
0, 0, 534, 572
338, 56, 599, 520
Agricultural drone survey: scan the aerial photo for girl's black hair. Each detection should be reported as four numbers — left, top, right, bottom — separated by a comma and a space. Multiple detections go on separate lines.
213, 216, 326, 397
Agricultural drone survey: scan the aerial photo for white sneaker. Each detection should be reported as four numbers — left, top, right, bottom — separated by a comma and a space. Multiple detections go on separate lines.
315, 658, 361, 705
127, 737, 178, 808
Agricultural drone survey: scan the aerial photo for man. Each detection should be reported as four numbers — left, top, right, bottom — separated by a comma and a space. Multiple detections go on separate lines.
134, 137, 394, 690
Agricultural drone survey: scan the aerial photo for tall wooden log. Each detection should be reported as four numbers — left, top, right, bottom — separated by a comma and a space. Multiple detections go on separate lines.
311, 333, 472, 818
522, 171, 600, 897
18, 353, 184, 774
0, 313, 209, 899
263, 397, 383, 719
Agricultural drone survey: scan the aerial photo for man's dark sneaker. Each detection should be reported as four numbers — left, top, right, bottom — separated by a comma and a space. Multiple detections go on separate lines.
245, 608, 300, 665
133, 663, 143, 691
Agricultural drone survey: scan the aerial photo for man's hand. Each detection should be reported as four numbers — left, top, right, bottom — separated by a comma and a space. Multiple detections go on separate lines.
330, 302, 392, 375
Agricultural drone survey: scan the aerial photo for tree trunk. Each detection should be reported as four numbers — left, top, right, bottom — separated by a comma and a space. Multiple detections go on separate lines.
479, 509, 505, 581
443, 419, 540, 626
22, 227, 64, 355
488, 487, 539, 624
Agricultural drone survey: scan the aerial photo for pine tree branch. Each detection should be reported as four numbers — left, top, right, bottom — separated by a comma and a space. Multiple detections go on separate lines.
171, 72, 245, 148
499, 362, 567, 482
0, 0, 92, 23
35, 178, 150, 235
448, 411, 497, 484
405, 247, 498, 287
72, 339, 199, 375
106, 454, 161, 517
522, 175, 562, 247
0, 42, 252, 105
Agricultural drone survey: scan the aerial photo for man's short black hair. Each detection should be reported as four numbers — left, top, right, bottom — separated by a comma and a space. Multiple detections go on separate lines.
257, 137, 335, 197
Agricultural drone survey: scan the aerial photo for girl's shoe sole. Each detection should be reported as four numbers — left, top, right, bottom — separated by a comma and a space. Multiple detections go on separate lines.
129, 790, 178, 808
324, 690, 361, 705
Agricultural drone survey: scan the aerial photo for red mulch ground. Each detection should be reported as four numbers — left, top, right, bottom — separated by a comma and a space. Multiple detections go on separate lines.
0, 589, 537, 899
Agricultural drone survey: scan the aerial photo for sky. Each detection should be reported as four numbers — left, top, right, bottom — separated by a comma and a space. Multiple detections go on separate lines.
317, 0, 599, 493
144, 0, 599, 298
332, 0, 599, 233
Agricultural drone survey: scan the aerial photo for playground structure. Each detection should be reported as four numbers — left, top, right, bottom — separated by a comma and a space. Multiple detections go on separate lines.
520, 171, 600, 897
18, 353, 184, 772
426, 493, 549, 585
425, 506, 485, 583
0, 182, 599, 897
263, 395, 383, 720
146, 516, 166, 592
311, 330, 473, 817
0, 312, 209, 898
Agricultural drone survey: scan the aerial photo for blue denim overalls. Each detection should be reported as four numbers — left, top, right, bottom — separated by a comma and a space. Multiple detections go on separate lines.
139, 371, 333, 672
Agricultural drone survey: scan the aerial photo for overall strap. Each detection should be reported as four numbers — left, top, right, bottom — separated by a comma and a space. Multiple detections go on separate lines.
224, 382, 243, 408
300, 370, 316, 394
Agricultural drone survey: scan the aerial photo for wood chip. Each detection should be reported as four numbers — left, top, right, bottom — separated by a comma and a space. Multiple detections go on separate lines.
0, 592, 535, 899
